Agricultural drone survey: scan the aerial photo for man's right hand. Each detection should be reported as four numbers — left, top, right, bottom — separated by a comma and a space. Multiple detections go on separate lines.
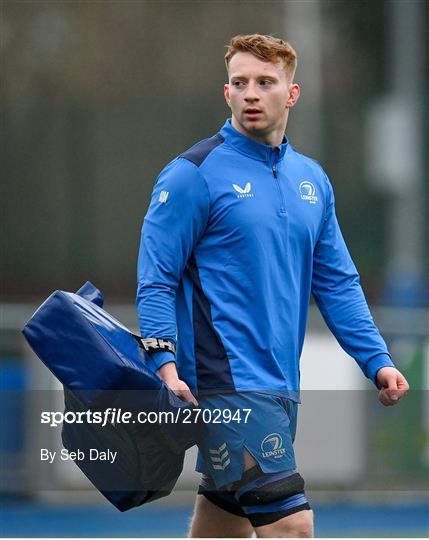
157, 362, 199, 406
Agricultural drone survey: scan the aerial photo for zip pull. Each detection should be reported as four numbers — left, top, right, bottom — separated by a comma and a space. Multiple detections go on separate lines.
272, 164, 277, 178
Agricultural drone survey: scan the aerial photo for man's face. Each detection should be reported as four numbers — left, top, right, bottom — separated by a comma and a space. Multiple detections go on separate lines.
224, 52, 298, 141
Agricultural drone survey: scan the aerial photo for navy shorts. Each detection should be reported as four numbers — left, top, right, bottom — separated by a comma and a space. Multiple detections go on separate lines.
195, 392, 310, 526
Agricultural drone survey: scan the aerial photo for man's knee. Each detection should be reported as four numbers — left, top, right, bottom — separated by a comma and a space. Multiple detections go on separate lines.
282, 509, 314, 537
255, 509, 314, 538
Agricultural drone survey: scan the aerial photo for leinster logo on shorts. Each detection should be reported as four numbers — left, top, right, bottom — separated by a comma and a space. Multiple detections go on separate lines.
209, 442, 230, 470
261, 433, 286, 459
299, 181, 318, 204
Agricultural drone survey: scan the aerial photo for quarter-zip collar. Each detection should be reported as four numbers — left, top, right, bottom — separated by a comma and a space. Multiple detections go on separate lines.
219, 118, 288, 163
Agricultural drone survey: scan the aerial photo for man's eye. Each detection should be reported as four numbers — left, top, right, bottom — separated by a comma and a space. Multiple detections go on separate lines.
260, 80, 273, 86
232, 81, 244, 87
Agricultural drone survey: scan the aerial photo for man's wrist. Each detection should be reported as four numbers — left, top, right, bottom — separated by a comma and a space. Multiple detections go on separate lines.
366, 353, 395, 386
146, 351, 176, 373
157, 361, 179, 384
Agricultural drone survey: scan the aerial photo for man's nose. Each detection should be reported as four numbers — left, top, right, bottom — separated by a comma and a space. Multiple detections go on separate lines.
243, 82, 259, 102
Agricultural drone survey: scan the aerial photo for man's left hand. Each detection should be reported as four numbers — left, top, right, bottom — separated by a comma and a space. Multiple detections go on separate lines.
376, 367, 409, 406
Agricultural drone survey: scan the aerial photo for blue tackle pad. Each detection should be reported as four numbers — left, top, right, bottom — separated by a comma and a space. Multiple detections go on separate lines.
22, 281, 197, 511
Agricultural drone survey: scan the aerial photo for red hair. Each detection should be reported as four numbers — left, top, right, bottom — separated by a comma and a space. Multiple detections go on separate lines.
225, 34, 298, 81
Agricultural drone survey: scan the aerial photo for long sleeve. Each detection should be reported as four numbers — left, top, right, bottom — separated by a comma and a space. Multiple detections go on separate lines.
311, 178, 395, 384
136, 158, 210, 372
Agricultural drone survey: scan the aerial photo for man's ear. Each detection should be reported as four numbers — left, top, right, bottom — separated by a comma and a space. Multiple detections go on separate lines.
224, 83, 231, 107
286, 83, 301, 108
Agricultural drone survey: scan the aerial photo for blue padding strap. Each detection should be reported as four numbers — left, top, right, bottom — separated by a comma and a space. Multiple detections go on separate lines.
242, 492, 308, 514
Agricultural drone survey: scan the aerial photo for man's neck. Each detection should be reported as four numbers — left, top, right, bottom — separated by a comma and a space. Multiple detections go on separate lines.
231, 116, 287, 148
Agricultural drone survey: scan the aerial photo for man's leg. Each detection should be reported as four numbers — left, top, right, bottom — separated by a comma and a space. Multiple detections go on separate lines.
236, 453, 313, 538
191, 394, 310, 537
188, 494, 254, 538
254, 509, 314, 538
191, 457, 314, 538
189, 450, 256, 538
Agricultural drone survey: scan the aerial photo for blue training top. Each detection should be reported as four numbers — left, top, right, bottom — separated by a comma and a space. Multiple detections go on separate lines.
136, 119, 394, 399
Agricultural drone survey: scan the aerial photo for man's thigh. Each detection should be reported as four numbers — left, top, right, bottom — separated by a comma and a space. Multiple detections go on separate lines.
189, 493, 253, 538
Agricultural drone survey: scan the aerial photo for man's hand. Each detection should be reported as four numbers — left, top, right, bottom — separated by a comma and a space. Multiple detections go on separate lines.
157, 362, 198, 406
376, 366, 409, 406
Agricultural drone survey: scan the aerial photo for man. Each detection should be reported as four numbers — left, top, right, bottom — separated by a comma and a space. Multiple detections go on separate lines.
136, 34, 409, 538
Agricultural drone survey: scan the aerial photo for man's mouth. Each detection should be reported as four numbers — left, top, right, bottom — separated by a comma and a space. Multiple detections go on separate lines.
244, 108, 263, 119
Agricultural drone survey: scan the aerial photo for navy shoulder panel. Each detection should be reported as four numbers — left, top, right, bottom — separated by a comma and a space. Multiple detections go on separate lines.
180, 133, 224, 167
